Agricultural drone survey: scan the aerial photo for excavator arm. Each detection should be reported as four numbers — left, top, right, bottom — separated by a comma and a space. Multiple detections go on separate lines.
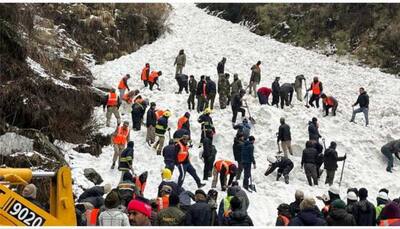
0, 166, 76, 226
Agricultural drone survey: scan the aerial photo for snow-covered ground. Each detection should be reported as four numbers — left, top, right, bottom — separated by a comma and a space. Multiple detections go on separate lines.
62, 3, 400, 226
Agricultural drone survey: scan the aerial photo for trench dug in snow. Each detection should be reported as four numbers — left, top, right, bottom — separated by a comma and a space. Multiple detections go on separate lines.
60, 3, 400, 226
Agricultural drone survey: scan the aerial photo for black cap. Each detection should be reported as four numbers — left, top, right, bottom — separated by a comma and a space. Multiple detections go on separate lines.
195, 189, 206, 197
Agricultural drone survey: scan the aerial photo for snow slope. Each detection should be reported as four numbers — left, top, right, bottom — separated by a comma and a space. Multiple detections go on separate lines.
62, 3, 400, 226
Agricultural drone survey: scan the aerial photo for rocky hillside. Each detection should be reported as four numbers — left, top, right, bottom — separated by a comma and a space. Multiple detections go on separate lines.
0, 3, 170, 168
197, 3, 400, 75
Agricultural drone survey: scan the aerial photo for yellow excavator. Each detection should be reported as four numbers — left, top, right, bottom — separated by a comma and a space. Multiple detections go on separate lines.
0, 166, 76, 226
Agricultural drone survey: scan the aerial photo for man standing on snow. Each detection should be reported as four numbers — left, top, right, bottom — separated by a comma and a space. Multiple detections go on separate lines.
218, 73, 231, 109
198, 108, 215, 143
103, 88, 121, 127
118, 74, 131, 98
380, 139, 400, 173
146, 102, 157, 146
118, 141, 134, 181
187, 75, 197, 110
294, 74, 306, 101
201, 130, 217, 181
231, 89, 246, 125
323, 141, 346, 186
153, 110, 171, 155
196, 75, 207, 113
233, 133, 245, 180
271, 77, 281, 107
277, 117, 293, 158
279, 83, 294, 109
131, 96, 147, 131
241, 136, 256, 192
230, 73, 242, 105
217, 57, 226, 78
206, 76, 217, 110
350, 87, 369, 126
308, 117, 322, 143
249, 61, 261, 97
111, 121, 130, 169
141, 63, 150, 87
176, 135, 205, 188
174, 49, 186, 76
307, 77, 323, 108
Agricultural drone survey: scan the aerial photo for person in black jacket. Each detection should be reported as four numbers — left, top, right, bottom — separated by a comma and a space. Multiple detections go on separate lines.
271, 77, 280, 107
326, 199, 357, 226
350, 87, 369, 126
308, 117, 322, 142
353, 188, 376, 226
187, 75, 197, 110
131, 96, 146, 131
201, 130, 216, 181
198, 108, 215, 143
175, 74, 189, 94
206, 76, 217, 110
223, 196, 254, 226
77, 184, 112, 203
157, 168, 184, 197
118, 141, 134, 180
146, 102, 157, 145
162, 140, 177, 173
196, 76, 207, 113
289, 190, 304, 218
265, 155, 293, 184
323, 141, 346, 186
301, 141, 319, 186
288, 197, 327, 226
231, 89, 246, 125
185, 189, 212, 226
233, 133, 245, 180
276, 203, 292, 226
279, 83, 294, 109
241, 136, 256, 191
278, 117, 293, 158
217, 57, 226, 76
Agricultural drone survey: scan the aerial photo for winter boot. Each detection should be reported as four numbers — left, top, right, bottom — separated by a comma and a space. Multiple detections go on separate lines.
111, 162, 115, 169
284, 175, 289, 184
198, 183, 206, 188
276, 173, 282, 181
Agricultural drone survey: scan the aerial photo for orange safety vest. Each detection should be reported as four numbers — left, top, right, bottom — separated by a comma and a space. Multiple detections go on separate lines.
324, 97, 335, 106
177, 142, 189, 163
311, 82, 321, 95
107, 92, 118, 106
177, 116, 188, 129
141, 66, 149, 81
148, 71, 159, 83
155, 110, 165, 120
122, 94, 132, 104
113, 126, 129, 145
278, 215, 290, 226
118, 77, 128, 89
157, 196, 170, 212
379, 218, 400, 226
85, 208, 100, 226
214, 160, 233, 174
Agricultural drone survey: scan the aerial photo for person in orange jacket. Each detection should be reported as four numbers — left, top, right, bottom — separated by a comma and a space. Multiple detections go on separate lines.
211, 160, 237, 191
141, 63, 150, 87
103, 88, 121, 127
307, 77, 323, 108
148, 71, 162, 91
321, 93, 338, 116
118, 74, 131, 98
111, 121, 130, 169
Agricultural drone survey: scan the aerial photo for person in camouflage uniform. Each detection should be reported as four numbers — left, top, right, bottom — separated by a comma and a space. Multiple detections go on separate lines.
218, 73, 231, 109
187, 75, 197, 110
230, 73, 242, 105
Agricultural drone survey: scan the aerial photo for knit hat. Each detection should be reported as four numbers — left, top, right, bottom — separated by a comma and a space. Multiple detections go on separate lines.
378, 191, 389, 201
161, 168, 172, 180
22, 184, 37, 199
295, 190, 304, 201
300, 197, 316, 210
331, 199, 346, 209
195, 189, 206, 198
359, 188, 368, 199
312, 117, 318, 123
127, 141, 134, 148
347, 191, 358, 201
230, 196, 242, 211
329, 185, 340, 195
127, 198, 152, 218
104, 190, 121, 209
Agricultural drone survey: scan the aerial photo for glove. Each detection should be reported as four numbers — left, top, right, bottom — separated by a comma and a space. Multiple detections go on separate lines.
344, 154, 347, 160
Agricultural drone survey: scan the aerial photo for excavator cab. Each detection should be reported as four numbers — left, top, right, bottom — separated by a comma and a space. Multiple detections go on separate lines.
0, 166, 76, 226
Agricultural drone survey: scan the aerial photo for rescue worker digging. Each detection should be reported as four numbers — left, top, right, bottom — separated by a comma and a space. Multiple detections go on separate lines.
211, 160, 237, 191
117, 74, 131, 98
265, 155, 293, 184
103, 88, 121, 127
321, 93, 338, 116
153, 110, 171, 155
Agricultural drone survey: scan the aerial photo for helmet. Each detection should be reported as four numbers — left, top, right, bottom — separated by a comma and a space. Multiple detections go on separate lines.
267, 156, 277, 164
204, 108, 212, 114
164, 110, 171, 117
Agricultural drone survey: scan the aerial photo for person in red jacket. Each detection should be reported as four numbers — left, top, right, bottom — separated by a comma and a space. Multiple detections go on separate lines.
321, 93, 338, 116
307, 77, 323, 108
257, 87, 272, 105
118, 74, 131, 98
141, 63, 150, 87
148, 71, 162, 91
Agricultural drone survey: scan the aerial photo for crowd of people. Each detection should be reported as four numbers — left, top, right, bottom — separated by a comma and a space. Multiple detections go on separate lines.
84, 49, 399, 226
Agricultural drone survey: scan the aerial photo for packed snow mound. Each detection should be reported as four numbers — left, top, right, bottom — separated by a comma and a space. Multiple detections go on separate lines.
63, 3, 400, 226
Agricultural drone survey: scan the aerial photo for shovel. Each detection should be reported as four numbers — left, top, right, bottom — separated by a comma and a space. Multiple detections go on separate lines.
244, 100, 256, 124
